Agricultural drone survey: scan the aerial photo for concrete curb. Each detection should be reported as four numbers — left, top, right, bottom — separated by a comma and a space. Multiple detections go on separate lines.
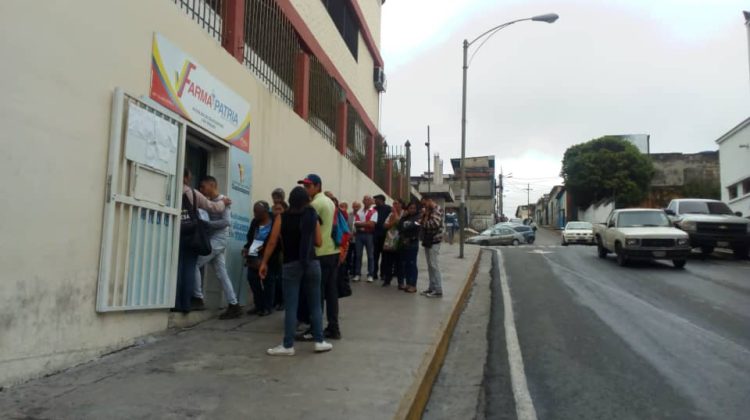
394, 251, 482, 420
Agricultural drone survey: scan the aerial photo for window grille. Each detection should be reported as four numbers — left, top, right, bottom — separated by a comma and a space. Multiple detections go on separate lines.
309, 55, 341, 147
243, 0, 299, 106
172, 0, 225, 43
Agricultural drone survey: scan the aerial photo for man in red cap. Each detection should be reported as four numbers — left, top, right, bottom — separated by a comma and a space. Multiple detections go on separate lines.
298, 174, 342, 340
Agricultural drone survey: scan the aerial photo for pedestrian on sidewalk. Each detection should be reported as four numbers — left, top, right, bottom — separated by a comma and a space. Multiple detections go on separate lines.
445, 209, 458, 244
174, 168, 231, 314
373, 194, 392, 281
398, 201, 421, 293
244, 201, 279, 317
271, 202, 286, 311
347, 201, 361, 277
354, 196, 378, 282
193, 176, 241, 319
259, 186, 332, 356
271, 188, 288, 212
299, 177, 342, 340
420, 198, 444, 298
381, 199, 404, 288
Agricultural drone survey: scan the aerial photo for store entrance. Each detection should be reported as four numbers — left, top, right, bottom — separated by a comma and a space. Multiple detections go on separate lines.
184, 126, 231, 311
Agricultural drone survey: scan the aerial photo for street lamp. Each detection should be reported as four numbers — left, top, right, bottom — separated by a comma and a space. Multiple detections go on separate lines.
458, 13, 558, 258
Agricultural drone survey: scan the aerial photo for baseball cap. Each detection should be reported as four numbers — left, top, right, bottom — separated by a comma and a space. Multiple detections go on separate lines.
297, 174, 322, 186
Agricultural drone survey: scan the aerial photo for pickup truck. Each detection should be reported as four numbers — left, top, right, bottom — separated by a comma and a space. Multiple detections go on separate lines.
665, 198, 750, 259
593, 208, 691, 268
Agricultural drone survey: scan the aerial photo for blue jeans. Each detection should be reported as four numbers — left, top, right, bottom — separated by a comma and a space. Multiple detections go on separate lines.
400, 243, 419, 287
282, 260, 323, 348
175, 247, 198, 312
355, 233, 375, 277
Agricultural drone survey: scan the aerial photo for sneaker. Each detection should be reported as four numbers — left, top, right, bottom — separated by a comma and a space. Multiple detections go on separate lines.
405, 286, 417, 293
296, 328, 314, 341
258, 309, 272, 317
267, 345, 295, 356
352, 275, 361, 282
314, 341, 333, 353
219, 304, 242, 320
424, 291, 443, 298
420, 289, 434, 296
324, 328, 342, 340
366, 276, 374, 283
381, 282, 390, 287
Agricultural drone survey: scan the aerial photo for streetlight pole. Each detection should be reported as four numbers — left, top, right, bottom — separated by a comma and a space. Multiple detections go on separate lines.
458, 12, 558, 259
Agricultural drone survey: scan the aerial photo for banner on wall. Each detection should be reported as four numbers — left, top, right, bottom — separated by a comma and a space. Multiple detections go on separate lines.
149, 33, 251, 152
226, 147, 253, 305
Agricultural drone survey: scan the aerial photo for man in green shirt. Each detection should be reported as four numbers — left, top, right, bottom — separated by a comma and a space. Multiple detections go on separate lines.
298, 174, 342, 339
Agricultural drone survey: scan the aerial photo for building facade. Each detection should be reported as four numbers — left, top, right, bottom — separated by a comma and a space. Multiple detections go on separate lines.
447, 156, 496, 230
645, 151, 720, 208
716, 117, 750, 216
0, 0, 393, 386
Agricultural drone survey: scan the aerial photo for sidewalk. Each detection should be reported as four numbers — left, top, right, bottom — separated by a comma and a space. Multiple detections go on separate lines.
0, 244, 480, 420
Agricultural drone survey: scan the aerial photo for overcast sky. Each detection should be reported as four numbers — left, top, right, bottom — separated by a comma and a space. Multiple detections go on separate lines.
380, 0, 749, 215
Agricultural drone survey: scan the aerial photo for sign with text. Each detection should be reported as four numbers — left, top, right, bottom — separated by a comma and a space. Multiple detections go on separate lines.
149, 33, 251, 152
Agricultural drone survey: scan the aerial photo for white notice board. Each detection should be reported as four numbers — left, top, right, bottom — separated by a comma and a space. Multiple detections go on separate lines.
125, 103, 179, 174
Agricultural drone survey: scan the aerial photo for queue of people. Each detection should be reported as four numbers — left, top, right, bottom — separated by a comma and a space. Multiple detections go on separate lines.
175, 170, 446, 356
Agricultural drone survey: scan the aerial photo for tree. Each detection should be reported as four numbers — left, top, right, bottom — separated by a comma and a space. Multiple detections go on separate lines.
561, 136, 654, 209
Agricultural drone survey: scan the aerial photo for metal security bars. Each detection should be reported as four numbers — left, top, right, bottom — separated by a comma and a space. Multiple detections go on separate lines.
97, 89, 186, 312
243, 0, 299, 106
346, 102, 368, 173
309, 55, 341, 147
172, 0, 225, 43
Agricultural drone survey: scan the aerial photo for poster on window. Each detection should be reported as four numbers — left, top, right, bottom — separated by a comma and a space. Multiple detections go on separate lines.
149, 33, 251, 152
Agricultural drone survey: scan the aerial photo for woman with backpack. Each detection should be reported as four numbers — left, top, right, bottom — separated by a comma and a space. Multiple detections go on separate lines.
259, 186, 333, 356
397, 201, 421, 293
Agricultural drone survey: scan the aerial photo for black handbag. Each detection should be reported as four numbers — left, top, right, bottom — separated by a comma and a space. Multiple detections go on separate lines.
180, 189, 212, 256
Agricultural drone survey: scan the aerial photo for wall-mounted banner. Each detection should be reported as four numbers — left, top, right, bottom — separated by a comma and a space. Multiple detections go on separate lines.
150, 33, 251, 152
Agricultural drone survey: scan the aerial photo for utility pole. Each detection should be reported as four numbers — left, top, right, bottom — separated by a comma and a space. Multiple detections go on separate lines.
524, 183, 533, 219
498, 172, 504, 219
425, 125, 431, 193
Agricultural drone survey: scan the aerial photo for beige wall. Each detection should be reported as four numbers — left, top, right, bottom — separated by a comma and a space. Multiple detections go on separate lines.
355, 0, 383, 49
0, 0, 385, 386
290, 0, 380, 125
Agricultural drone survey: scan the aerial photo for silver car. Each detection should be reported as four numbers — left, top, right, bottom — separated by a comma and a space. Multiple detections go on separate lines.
467, 226, 526, 246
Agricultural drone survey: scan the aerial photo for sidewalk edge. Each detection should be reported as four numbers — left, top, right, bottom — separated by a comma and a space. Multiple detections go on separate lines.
394, 250, 482, 420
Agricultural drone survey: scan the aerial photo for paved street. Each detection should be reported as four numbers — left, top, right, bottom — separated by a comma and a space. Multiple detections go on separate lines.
480, 227, 750, 420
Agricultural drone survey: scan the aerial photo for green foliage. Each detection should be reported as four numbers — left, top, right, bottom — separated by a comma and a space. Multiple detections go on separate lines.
561, 136, 655, 209
681, 179, 720, 200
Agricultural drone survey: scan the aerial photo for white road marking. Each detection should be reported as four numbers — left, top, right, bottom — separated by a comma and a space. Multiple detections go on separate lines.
528, 249, 553, 254
496, 249, 538, 420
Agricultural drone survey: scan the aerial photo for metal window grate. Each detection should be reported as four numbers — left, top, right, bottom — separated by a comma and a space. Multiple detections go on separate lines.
172, 0, 225, 43
243, 0, 299, 107
346, 103, 368, 173
309, 55, 341, 147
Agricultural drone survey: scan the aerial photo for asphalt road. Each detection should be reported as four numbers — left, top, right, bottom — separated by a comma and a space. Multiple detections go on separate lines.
482, 227, 750, 420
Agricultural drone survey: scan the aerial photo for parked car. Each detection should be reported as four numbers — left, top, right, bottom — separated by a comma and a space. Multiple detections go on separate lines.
512, 225, 536, 244
509, 218, 523, 224
593, 209, 691, 268
561, 221, 594, 245
665, 198, 750, 259
466, 226, 526, 246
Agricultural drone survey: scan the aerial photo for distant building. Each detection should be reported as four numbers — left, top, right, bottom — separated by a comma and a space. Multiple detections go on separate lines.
716, 117, 750, 216
447, 156, 497, 230
546, 185, 574, 228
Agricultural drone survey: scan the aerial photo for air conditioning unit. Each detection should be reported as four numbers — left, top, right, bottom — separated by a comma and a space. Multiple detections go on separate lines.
373, 67, 386, 93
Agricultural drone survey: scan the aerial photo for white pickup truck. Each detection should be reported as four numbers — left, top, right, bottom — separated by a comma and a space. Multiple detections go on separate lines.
593, 208, 691, 268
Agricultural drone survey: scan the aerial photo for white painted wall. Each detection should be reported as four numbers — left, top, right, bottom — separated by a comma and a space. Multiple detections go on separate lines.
0, 0, 385, 386
718, 122, 750, 215
578, 201, 615, 225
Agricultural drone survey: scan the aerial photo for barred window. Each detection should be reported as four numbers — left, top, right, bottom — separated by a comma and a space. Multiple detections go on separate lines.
320, 0, 359, 60
172, 0, 225, 43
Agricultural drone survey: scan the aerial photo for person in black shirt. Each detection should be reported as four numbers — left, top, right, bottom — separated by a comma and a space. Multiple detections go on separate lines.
372, 194, 392, 281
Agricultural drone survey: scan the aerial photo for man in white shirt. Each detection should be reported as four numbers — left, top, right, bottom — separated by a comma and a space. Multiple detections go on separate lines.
354, 195, 378, 282
193, 176, 241, 319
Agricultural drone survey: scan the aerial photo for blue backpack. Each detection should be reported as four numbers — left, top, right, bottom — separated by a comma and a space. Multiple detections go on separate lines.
331, 208, 350, 247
